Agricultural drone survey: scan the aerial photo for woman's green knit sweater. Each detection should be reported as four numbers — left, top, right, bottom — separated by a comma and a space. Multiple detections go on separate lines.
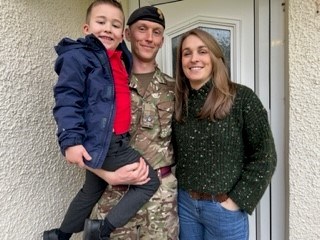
172, 83, 277, 214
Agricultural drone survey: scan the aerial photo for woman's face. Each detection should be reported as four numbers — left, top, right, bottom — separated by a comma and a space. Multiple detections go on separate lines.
181, 35, 213, 90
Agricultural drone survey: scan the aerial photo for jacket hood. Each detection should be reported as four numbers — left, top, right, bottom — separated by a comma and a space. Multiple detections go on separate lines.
54, 34, 132, 74
55, 34, 129, 55
54, 34, 105, 55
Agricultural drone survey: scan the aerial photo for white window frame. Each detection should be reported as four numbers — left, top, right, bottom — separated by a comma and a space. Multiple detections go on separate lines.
160, 15, 241, 84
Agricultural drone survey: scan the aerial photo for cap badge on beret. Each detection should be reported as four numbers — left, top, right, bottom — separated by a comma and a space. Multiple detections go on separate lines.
157, 8, 164, 21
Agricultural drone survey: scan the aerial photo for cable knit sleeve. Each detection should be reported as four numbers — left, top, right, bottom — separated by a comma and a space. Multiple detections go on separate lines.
227, 85, 277, 214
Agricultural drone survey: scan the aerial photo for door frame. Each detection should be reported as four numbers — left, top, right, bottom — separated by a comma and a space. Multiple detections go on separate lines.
159, 8, 257, 240
127, 1, 286, 239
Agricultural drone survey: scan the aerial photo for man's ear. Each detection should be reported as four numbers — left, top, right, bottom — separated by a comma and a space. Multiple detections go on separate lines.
124, 28, 131, 42
159, 36, 164, 48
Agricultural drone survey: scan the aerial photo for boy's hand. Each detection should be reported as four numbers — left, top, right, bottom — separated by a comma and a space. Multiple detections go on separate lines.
65, 145, 92, 168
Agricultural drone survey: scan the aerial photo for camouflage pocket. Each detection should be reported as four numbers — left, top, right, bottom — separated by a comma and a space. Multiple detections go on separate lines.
141, 102, 156, 129
157, 101, 174, 138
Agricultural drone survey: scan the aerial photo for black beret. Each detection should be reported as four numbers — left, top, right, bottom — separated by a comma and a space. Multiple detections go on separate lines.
127, 6, 165, 28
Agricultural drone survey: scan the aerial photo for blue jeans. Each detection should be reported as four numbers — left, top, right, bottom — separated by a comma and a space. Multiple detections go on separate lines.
178, 189, 249, 240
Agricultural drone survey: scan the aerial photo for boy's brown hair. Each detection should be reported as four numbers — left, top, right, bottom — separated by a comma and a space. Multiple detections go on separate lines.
86, 0, 124, 23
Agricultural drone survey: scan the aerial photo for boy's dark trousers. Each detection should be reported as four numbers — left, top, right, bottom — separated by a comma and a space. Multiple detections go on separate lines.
60, 133, 160, 233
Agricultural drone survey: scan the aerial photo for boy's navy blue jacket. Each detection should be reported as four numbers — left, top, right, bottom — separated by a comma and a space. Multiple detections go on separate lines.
53, 34, 132, 168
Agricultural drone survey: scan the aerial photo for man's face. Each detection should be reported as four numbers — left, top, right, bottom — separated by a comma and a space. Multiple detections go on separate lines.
125, 20, 164, 63
83, 3, 124, 50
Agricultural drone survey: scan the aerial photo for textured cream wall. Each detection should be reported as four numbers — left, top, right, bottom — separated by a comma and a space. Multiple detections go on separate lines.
288, 0, 320, 239
0, 0, 90, 239
1, 0, 319, 240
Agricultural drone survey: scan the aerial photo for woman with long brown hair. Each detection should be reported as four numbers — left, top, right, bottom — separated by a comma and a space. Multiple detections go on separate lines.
172, 28, 277, 240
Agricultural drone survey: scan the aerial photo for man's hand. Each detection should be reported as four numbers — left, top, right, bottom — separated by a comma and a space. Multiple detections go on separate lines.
108, 158, 150, 185
65, 145, 91, 168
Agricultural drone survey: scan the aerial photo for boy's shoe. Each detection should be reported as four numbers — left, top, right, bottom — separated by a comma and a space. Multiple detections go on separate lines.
43, 229, 59, 240
83, 219, 109, 240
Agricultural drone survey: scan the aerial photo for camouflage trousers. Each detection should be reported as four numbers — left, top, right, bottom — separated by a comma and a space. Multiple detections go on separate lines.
90, 173, 179, 240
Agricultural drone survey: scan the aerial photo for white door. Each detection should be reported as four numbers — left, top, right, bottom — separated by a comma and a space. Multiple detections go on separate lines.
158, 0, 255, 90
128, 1, 285, 240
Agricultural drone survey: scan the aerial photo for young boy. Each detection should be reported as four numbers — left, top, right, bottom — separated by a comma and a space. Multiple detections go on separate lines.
43, 1, 160, 240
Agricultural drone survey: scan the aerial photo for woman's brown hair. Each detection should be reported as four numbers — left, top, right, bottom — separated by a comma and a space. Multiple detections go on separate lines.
174, 28, 236, 122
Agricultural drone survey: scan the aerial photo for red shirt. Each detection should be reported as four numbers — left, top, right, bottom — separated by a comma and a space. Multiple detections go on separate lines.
107, 50, 130, 134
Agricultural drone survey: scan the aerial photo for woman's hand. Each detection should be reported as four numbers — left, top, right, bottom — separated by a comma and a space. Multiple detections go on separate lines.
220, 197, 240, 211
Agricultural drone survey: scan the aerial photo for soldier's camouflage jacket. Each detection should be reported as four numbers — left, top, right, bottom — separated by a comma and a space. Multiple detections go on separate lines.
129, 67, 175, 169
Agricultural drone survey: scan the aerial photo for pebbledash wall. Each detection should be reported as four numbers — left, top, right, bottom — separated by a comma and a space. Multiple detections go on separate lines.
0, 0, 319, 240
287, 0, 320, 239
0, 1, 91, 239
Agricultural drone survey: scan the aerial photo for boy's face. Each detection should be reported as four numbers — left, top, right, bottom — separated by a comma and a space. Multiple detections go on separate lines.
125, 20, 164, 63
83, 3, 124, 50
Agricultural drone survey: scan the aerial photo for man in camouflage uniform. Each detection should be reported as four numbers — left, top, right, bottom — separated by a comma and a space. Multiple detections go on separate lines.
90, 6, 178, 240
